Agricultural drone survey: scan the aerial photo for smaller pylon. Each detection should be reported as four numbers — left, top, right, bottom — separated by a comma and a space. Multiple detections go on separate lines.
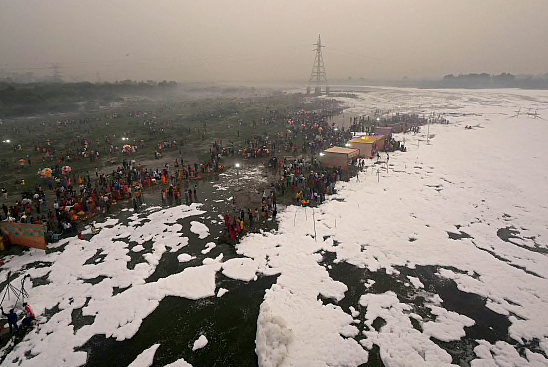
51, 63, 63, 83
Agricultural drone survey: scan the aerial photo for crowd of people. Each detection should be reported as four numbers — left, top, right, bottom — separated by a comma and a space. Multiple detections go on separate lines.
349, 112, 437, 134
0, 158, 201, 240
1, 95, 406, 240
0, 95, 428, 346
0, 95, 420, 242
216, 101, 363, 242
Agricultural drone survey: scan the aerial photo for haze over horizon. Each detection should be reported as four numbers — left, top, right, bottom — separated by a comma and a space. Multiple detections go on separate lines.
1, 0, 547, 83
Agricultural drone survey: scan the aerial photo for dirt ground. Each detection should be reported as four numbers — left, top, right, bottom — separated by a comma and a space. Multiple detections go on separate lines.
0, 89, 348, 259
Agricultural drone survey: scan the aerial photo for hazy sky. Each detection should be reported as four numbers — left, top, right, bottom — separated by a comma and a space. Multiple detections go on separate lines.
1, 0, 547, 82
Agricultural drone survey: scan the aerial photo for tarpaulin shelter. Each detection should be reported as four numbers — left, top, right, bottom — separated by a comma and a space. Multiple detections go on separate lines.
348, 135, 385, 158
320, 147, 359, 170
42, 168, 52, 177
374, 126, 393, 139
0, 222, 46, 250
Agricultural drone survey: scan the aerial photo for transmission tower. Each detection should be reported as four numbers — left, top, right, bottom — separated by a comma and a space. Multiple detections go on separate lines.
309, 34, 328, 95
51, 63, 63, 83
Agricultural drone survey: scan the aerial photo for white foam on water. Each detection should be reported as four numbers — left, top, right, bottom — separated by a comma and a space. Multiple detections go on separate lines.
216, 288, 228, 297
221, 258, 259, 281
407, 276, 424, 289
241, 88, 548, 366
131, 245, 145, 252
177, 253, 195, 263
201, 242, 216, 254
127, 344, 160, 367
0, 204, 215, 366
190, 221, 210, 239
164, 358, 193, 367
192, 335, 208, 351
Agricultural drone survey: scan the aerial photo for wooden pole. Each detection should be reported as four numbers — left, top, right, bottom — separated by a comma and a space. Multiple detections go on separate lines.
427, 118, 431, 145
313, 208, 317, 241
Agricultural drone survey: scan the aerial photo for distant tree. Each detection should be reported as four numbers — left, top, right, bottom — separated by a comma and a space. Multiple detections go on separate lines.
0, 80, 179, 117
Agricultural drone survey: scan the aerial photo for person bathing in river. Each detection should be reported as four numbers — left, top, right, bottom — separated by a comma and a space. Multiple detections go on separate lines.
22, 303, 35, 327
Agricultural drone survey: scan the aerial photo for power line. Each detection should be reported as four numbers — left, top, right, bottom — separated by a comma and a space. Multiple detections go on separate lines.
324, 46, 385, 63
0, 46, 311, 72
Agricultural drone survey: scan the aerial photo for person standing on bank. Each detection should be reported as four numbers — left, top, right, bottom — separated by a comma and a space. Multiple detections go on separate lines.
22, 303, 35, 327
1, 307, 18, 334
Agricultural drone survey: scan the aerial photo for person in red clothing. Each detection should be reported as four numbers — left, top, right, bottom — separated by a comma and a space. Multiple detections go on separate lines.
22, 303, 35, 327
228, 226, 235, 242
224, 214, 229, 232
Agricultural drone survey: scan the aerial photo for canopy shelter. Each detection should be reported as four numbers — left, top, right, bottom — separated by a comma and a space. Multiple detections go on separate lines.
319, 147, 359, 170
347, 135, 385, 158
0, 222, 47, 250
37, 167, 52, 178
374, 126, 393, 139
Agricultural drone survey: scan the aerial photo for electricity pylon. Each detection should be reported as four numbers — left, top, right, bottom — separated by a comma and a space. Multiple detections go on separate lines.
309, 34, 328, 94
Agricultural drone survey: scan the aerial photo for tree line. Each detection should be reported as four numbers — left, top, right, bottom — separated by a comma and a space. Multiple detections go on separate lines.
441, 73, 548, 89
0, 80, 178, 117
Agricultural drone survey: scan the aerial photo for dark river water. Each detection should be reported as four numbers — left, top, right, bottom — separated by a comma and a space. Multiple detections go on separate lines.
7, 165, 520, 367
75, 167, 279, 367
